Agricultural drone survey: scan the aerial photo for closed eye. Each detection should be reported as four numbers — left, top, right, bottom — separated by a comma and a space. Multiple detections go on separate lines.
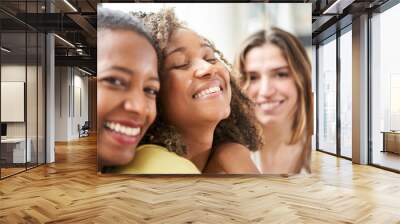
171, 62, 190, 70
205, 58, 218, 64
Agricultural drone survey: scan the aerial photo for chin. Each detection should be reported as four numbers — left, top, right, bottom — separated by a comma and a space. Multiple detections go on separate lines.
256, 115, 278, 127
203, 104, 231, 122
99, 143, 134, 166
222, 107, 231, 119
111, 157, 131, 166
105, 153, 133, 166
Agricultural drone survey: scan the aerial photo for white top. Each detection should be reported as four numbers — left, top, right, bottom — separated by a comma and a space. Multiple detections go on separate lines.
250, 151, 262, 172
251, 149, 308, 175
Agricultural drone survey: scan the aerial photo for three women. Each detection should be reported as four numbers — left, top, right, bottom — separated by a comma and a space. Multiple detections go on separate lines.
98, 8, 312, 174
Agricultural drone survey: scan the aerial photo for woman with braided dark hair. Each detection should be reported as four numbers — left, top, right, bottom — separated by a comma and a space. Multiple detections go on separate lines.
114, 8, 262, 174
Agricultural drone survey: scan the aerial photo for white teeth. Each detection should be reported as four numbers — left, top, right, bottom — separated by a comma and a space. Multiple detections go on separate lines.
258, 101, 282, 110
104, 121, 140, 137
194, 86, 222, 99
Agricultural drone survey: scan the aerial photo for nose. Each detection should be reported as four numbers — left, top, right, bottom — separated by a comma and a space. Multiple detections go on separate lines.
258, 75, 276, 98
194, 59, 216, 78
123, 90, 148, 115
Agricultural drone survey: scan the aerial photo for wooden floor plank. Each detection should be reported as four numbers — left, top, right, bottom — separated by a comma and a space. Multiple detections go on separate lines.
0, 135, 399, 223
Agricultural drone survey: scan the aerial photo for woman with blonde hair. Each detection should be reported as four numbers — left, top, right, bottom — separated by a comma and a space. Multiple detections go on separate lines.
214, 28, 313, 174
237, 28, 313, 174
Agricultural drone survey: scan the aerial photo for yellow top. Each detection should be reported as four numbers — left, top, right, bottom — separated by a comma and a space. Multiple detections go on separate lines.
114, 144, 200, 174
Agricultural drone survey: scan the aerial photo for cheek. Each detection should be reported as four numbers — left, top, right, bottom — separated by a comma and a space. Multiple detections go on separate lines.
246, 84, 259, 100
280, 80, 299, 114
218, 65, 231, 85
147, 99, 157, 125
159, 84, 178, 122
162, 74, 189, 105
221, 66, 230, 79
97, 88, 112, 124
285, 80, 298, 102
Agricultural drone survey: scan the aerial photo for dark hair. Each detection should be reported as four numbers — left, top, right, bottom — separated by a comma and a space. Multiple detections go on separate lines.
98, 7, 162, 172
136, 8, 262, 157
97, 7, 162, 65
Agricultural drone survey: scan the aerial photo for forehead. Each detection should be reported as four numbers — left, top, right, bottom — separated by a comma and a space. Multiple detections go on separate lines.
245, 43, 287, 70
167, 28, 206, 49
99, 29, 152, 53
98, 29, 158, 75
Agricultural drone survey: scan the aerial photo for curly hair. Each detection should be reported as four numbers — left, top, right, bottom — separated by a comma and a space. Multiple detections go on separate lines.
133, 8, 262, 157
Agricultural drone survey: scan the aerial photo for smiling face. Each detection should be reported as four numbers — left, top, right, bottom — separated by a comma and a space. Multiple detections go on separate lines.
245, 43, 298, 127
161, 28, 231, 130
97, 29, 159, 166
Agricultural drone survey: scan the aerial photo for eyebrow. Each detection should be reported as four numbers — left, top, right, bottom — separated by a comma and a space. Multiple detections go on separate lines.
246, 66, 289, 73
100, 66, 134, 76
164, 42, 213, 58
100, 66, 159, 81
164, 47, 186, 57
200, 42, 213, 50
271, 66, 289, 71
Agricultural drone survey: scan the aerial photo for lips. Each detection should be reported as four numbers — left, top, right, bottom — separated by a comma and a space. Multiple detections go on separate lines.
192, 79, 224, 100
257, 100, 284, 112
193, 86, 223, 99
103, 120, 143, 145
104, 121, 140, 137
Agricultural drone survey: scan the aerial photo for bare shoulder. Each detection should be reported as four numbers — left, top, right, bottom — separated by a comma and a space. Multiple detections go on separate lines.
207, 142, 259, 174
214, 142, 252, 159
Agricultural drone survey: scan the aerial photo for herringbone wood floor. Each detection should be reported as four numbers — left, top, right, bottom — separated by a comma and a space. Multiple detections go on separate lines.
1, 135, 400, 223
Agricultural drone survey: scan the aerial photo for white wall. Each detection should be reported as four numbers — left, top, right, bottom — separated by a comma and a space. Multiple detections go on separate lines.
1, 65, 26, 143
101, 3, 311, 63
75, 74, 89, 121
1, 64, 46, 164
72, 73, 89, 138
1, 66, 25, 127
54, 67, 89, 141
1, 65, 29, 138
54, 66, 69, 141
172, 3, 237, 62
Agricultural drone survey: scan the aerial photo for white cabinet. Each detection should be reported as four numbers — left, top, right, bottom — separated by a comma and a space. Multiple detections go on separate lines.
1, 138, 32, 163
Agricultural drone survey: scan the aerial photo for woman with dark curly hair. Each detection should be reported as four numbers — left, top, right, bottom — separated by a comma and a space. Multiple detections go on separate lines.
115, 8, 262, 174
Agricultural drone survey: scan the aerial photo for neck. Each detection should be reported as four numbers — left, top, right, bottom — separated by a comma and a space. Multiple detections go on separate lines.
259, 119, 303, 174
178, 123, 216, 172
261, 119, 293, 153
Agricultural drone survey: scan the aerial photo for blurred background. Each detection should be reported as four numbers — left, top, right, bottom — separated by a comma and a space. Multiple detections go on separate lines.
101, 3, 311, 64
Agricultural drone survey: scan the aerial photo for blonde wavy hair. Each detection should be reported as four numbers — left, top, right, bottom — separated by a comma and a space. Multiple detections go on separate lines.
235, 28, 313, 173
